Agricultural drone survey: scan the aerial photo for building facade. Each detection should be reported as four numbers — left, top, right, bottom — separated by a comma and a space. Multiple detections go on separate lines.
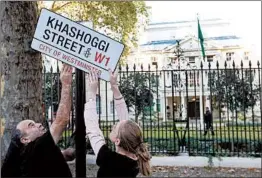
123, 18, 261, 122
43, 18, 261, 122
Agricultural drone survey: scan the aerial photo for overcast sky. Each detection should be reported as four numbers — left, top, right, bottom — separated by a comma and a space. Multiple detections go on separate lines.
146, 1, 261, 56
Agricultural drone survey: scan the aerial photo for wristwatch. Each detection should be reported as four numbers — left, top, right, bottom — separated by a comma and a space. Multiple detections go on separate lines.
114, 95, 123, 100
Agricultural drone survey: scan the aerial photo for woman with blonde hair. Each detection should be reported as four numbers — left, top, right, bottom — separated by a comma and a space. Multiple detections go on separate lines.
84, 69, 151, 177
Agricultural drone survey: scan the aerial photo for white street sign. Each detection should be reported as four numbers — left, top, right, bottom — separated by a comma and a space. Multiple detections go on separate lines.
31, 8, 124, 81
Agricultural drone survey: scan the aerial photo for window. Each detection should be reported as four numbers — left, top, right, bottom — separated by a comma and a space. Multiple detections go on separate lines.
169, 57, 177, 64
173, 74, 178, 87
189, 72, 194, 87
226, 52, 234, 61
110, 101, 114, 114
96, 95, 101, 114
189, 71, 200, 87
151, 57, 157, 62
152, 62, 158, 66
151, 57, 158, 66
135, 58, 143, 67
244, 52, 249, 60
151, 73, 159, 87
207, 55, 214, 62
207, 72, 215, 87
156, 99, 161, 112
188, 57, 195, 64
190, 41, 193, 48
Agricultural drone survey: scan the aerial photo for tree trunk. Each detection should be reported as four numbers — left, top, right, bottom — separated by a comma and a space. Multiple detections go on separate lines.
0, 1, 42, 161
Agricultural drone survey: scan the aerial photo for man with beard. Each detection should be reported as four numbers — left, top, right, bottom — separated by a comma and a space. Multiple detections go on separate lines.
1, 64, 74, 177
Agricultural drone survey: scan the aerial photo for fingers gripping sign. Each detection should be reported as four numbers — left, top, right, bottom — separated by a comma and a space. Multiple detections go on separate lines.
86, 70, 100, 99
60, 64, 73, 86
108, 68, 118, 87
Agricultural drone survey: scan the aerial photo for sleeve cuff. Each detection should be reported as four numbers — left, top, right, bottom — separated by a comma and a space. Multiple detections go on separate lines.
114, 98, 125, 105
85, 101, 96, 110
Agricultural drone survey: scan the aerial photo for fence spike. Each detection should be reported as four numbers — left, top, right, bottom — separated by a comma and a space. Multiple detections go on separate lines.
119, 65, 122, 72
56, 61, 59, 73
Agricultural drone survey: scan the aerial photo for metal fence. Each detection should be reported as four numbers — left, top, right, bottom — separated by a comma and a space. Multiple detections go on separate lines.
42, 60, 262, 157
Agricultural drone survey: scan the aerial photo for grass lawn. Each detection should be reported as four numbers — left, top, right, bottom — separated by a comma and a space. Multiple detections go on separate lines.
61, 125, 261, 145
60, 124, 261, 156
100, 125, 261, 141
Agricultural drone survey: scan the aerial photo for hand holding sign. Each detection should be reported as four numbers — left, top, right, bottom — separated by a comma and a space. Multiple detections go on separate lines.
86, 70, 99, 100
108, 68, 122, 99
60, 64, 73, 86
109, 68, 118, 87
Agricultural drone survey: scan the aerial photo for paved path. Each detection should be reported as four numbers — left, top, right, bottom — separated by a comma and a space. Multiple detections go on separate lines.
83, 154, 261, 168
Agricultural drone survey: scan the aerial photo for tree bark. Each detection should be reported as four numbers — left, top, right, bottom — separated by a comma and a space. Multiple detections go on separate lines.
0, 1, 42, 161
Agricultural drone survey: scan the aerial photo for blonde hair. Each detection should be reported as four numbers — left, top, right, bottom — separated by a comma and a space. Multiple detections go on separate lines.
117, 120, 151, 176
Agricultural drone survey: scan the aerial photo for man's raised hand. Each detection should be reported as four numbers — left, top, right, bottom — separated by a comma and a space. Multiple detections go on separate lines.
60, 64, 73, 86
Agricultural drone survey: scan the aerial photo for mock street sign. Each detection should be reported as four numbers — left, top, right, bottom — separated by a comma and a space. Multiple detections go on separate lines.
31, 8, 125, 81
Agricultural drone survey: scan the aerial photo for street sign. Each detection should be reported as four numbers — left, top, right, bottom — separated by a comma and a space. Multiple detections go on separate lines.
31, 8, 124, 81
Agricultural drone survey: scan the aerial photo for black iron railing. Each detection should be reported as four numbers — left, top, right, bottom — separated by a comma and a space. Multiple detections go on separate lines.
42, 60, 262, 157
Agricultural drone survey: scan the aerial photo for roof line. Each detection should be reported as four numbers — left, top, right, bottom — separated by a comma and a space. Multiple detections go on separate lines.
149, 18, 222, 26
141, 36, 240, 46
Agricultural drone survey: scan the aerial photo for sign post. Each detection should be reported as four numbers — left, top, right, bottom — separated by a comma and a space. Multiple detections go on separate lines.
74, 21, 92, 178
75, 69, 86, 177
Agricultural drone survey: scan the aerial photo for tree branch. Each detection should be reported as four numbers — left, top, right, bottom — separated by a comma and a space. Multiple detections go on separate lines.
51, 1, 56, 10
52, 2, 72, 12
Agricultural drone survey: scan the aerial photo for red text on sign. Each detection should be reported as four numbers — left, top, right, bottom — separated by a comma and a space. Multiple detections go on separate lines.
39, 44, 52, 54
62, 53, 101, 76
94, 52, 110, 67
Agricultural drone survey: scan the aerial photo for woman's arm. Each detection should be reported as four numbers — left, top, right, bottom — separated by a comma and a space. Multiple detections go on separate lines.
111, 85, 129, 121
84, 99, 105, 156
84, 72, 105, 157
109, 69, 129, 121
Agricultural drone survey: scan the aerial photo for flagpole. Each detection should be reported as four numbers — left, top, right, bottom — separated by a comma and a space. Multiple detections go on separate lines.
197, 14, 204, 130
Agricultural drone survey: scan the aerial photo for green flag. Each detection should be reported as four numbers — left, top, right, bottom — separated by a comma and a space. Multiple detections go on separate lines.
198, 18, 205, 60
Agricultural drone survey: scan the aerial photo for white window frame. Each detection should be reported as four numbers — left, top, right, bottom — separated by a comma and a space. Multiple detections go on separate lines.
244, 52, 249, 60
226, 52, 234, 61
207, 55, 214, 62
188, 56, 195, 64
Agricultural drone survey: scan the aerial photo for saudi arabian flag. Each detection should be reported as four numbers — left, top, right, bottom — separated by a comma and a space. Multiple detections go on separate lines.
198, 18, 205, 60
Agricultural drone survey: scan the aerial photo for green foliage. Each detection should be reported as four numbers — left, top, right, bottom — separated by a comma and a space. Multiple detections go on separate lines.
38, 1, 149, 62
209, 69, 260, 112
119, 72, 155, 122
237, 113, 245, 121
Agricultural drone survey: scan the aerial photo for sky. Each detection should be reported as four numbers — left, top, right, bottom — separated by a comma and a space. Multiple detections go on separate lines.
146, 1, 261, 56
